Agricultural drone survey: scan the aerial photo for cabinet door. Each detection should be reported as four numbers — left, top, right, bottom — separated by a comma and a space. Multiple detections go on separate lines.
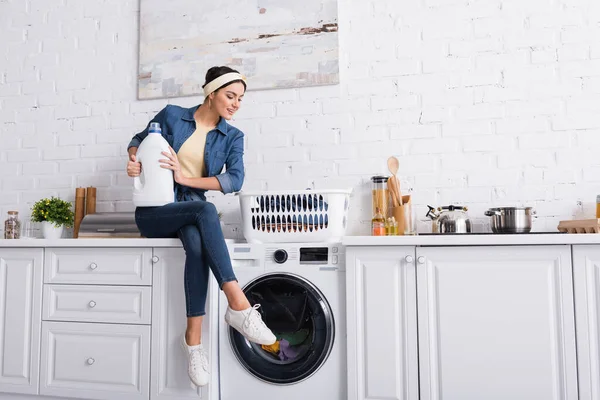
417, 246, 578, 400
151, 248, 218, 400
346, 246, 418, 400
0, 248, 43, 395
40, 321, 150, 400
573, 245, 600, 400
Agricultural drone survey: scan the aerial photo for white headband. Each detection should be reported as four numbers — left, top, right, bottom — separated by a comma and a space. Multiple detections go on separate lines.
203, 72, 246, 97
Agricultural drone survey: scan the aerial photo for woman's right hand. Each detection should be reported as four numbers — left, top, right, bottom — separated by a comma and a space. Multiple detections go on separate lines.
127, 153, 142, 177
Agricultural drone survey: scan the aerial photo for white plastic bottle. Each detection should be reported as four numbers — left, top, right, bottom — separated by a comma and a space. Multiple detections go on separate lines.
132, 122, 174, 207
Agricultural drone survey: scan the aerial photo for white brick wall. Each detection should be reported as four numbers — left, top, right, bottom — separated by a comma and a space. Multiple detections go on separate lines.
1, 0, 600, 237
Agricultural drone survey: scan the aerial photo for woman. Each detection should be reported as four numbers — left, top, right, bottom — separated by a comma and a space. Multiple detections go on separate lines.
126, 66, 276, 388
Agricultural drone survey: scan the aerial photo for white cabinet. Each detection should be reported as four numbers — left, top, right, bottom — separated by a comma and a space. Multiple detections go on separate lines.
40, 321, 150, 400
346, 246, 419, 400
417, 246, 578, 400
150, 248, 218, 400
0, 248, 43, 395
39, 247, 154, 400
573, 245, 600, 400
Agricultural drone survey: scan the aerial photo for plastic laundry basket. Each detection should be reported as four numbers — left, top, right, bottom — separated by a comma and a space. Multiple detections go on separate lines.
237, 189, 352, 243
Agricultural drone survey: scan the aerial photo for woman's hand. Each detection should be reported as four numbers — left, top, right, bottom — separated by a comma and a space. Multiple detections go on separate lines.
127, 153, 142, 177
160, 146, 185, 184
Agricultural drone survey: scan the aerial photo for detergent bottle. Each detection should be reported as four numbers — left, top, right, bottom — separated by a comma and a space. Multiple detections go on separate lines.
132, 122, 174, 207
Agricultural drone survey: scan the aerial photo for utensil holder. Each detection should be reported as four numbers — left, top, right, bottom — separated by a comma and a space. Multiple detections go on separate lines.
392, 195, 412, 236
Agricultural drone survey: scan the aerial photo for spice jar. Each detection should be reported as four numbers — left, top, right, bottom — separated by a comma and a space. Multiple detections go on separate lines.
596, 195, 600, 219
4, 211, 21, 239
371, 176, 389, 220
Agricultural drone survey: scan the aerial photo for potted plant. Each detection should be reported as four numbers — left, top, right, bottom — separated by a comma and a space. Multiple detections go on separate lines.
31, 197, 74, 239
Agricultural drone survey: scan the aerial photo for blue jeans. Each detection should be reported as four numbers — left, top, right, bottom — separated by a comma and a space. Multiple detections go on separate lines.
135, 200, 237, 317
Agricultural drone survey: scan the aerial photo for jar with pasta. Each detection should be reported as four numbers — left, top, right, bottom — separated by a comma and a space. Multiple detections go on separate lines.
371, 176, 389, 220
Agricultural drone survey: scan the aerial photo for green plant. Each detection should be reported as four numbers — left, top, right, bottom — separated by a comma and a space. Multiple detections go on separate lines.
31, 197, 75, 228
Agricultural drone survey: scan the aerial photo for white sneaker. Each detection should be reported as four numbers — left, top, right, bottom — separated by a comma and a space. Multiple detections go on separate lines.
225, 304, 277, 345
180, 334, 209, 387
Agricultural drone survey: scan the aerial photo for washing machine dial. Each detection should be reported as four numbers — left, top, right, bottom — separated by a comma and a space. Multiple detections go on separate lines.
273, 249, 288, 264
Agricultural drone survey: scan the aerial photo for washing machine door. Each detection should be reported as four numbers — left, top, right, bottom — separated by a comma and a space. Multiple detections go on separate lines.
229, 272, 335, 385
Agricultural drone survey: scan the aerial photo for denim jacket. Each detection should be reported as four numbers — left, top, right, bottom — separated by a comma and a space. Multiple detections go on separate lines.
127, 104, 245, 202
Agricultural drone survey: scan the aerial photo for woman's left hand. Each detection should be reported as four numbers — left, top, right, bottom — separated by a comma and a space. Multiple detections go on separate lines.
160, 147, 185, 184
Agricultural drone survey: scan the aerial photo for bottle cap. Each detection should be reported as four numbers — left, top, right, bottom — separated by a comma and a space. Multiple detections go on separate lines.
149, 122, 162, 134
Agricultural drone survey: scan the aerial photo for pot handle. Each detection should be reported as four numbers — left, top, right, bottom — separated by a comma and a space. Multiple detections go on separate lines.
485, 210, 500, 216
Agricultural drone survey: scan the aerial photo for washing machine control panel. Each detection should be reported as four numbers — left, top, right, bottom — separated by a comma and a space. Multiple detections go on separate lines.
265, 243, 343, 267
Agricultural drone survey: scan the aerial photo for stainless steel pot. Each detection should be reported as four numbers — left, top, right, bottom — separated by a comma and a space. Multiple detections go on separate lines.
484, 207, 535, 234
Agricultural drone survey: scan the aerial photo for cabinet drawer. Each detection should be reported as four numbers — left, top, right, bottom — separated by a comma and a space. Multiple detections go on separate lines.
40, 322, 150, 400
43, 285, 151, 325
45, 248, 152, 285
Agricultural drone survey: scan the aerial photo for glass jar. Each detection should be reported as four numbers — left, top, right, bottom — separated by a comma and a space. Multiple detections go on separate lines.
4, 211, 21, 239
403, 202, 417, 235
21, 219, 38, 239
371, 176, 389, 219
596, 195, 600, 219
371, 207, 386, 236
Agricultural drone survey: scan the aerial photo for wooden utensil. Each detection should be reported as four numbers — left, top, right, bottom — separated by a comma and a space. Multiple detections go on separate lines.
395, 177, 403, 206
387, 156, 399, 177
388, 176, 402, 207
387, 179, 398, 207
387, 157, 402, 206
85, 187, 96, 215
73, 188, 86, 238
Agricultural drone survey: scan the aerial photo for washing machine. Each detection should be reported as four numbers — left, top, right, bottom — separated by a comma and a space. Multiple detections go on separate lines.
219, 242, 346, 400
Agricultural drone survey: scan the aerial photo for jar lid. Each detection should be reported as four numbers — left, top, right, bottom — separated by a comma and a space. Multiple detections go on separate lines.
7, 211, 18, 215
371, 175, 389, 183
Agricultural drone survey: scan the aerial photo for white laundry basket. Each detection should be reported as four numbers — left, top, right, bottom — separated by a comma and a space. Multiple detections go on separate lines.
237, 189, 352, 243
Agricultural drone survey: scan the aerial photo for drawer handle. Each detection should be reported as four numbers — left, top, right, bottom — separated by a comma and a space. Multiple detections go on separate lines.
89, 263, 98, 270
88, 301, 96, 308
86, 358, 95, 365
152, 256, 159, 263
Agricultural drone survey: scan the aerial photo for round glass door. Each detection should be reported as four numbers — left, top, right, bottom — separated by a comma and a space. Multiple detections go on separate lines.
229, 272, 335, 384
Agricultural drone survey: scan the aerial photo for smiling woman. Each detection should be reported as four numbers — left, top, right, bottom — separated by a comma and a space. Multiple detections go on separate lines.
125, 66, 277, 389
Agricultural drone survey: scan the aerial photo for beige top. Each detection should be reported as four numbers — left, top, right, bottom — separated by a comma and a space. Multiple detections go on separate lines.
177, 125, 211, 178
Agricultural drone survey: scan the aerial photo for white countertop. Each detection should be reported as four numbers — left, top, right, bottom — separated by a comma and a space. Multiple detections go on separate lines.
2, 234, 600, 247
0, 238, 184, 247
342, 233, 600, 246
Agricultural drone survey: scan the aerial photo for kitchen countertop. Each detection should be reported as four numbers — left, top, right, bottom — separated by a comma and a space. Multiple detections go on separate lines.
342, 233, 600, 246
0, 238, 184, 247
2, 234, 600, 247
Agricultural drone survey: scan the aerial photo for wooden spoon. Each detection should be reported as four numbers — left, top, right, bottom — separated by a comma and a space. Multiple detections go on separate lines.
387, 156, 399, 177
387, 157, 402, 206
396, 177, 403, 206
388, 178, 398, 207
